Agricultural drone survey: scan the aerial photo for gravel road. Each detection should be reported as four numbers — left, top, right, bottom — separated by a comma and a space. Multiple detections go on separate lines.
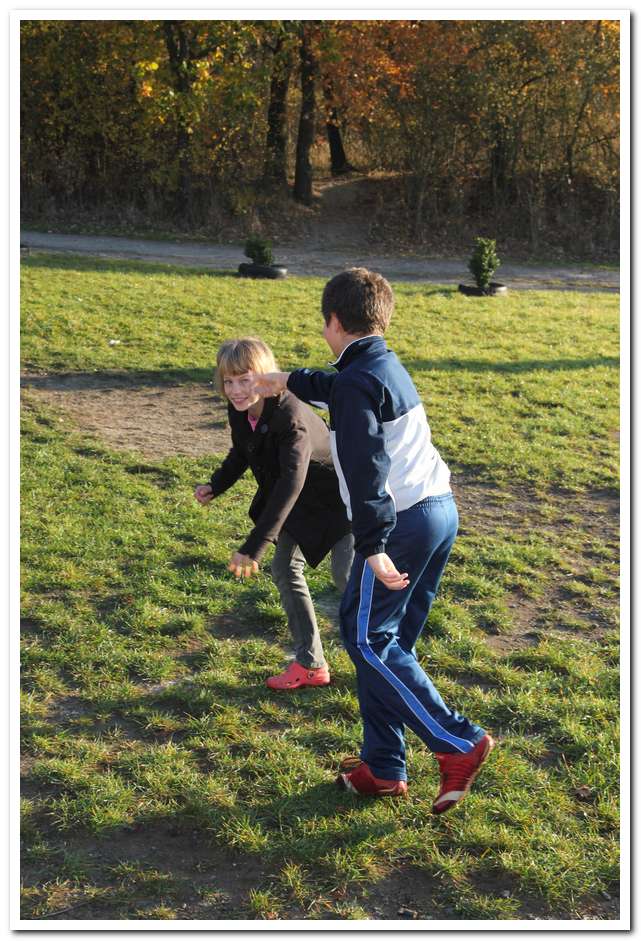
20, 229, 619, 292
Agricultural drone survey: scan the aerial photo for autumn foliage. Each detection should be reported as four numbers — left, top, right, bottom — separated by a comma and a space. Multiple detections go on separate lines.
21, 19, 620, 254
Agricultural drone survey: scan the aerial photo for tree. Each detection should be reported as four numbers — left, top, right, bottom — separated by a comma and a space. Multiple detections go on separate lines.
323, 78, 352, 175
293, 23, 317, 205
20, 18, 620, 253
262, 22, 296, 187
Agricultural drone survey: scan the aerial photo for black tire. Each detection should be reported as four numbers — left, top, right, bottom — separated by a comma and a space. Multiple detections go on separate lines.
238, 263, 287, 280
458, 282, 507, 297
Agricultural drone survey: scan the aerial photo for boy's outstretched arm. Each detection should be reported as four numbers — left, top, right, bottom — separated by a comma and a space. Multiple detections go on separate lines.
253, 369, 337, 409
252, 372, 290, 397
287, 368, 336, 408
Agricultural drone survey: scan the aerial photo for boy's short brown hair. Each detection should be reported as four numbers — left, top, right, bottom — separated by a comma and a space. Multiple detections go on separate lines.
321, 267, 394, 335
215, 337, 278, 394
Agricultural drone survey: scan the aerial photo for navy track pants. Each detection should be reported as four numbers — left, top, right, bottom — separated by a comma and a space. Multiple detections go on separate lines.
339, 493, 485, 781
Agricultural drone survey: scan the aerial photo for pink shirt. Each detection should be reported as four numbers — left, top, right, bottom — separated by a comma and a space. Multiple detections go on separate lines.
247, 413, 259, 432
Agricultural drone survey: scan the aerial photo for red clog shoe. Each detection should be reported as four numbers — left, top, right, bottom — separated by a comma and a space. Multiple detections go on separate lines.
266, 661, 330, 691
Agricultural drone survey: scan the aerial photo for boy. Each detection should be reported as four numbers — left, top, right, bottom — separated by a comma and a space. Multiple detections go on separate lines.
254, 268, 493, 813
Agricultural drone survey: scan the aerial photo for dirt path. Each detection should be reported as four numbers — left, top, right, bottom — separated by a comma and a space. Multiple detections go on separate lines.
20, 229, 619, 292
21, 372, 232, 459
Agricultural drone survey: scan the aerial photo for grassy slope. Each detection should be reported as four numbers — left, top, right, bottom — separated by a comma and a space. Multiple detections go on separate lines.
20, 255, 620, 921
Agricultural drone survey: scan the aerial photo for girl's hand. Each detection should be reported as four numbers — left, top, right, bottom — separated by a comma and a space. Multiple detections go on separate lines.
252, 371, 290, 397
194, 484, 214, 505
366, 553, 410, 591
229, 552, 259, 579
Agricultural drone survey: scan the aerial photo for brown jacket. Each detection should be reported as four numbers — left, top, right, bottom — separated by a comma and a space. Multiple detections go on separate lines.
209, 391, 350, 566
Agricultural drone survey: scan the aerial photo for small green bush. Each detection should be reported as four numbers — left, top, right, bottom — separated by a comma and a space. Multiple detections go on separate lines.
244, 235, 273, 266
469, 237, 501, 292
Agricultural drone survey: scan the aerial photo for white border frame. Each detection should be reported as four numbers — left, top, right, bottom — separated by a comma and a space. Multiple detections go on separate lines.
10, 8, 630, 933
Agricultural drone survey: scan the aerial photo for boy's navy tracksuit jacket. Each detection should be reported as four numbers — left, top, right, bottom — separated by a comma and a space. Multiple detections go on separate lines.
288, 335, 485, 771
287, 334, 451, 557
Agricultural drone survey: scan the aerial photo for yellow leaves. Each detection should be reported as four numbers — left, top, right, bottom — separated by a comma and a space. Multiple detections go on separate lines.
140, 81, 153, 98
137, 59, 159, 73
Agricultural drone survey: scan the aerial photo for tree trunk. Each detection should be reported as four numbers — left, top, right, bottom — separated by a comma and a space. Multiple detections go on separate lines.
293, 26, 316, 205
264, 35, 294, 188
323, 80, 351, 175
566, 21, 602, 184
162, 21, 194, 217
176, 125, 192, 213
489, 119, 514, 219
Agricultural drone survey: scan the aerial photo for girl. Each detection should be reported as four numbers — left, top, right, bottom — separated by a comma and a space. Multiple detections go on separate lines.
194, 337, 353, 690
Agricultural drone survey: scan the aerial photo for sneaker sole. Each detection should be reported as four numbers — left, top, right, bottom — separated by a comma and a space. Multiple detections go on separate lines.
432, 735, 495, 814
336, 773, 408, 798
266, 679, 331, 691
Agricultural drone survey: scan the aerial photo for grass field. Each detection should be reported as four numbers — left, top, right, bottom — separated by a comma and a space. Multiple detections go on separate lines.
20, 254, 620, 922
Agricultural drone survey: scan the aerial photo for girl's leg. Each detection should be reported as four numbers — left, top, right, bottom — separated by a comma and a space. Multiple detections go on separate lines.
331, 532, 355, 593
271, 531, 326, 669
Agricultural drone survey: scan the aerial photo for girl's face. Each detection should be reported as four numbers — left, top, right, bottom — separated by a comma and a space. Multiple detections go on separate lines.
223, 372, 261, 412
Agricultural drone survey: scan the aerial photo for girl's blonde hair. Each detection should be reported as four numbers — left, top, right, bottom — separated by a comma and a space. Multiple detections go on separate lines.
215, 337, 278, 394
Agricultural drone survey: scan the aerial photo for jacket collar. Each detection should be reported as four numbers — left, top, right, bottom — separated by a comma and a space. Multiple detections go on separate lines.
330, 334, 387, 371
228, 393, 281, 437
256, 393, 281, 427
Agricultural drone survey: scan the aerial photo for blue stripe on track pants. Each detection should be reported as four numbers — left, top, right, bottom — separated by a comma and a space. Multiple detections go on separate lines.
339, 493, 485, 781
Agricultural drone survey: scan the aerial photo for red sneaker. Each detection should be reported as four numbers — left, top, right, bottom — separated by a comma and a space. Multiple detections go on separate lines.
266, 661, 330, 691
336, 757, 408, 797
432, 734, 495, 814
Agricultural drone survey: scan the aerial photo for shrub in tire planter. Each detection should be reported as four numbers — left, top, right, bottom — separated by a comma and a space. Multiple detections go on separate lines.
238, 234, 287, 280
458, 237, 507, 296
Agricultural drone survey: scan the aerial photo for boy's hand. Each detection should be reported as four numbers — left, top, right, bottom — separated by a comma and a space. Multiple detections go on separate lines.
194, 484, 214, 505
252, 371, 290, 397
367, 553, 410, 591
229, 551, 259, 579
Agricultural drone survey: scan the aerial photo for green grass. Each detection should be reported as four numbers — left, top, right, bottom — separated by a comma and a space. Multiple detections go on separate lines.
20, 254, 620, 922
22, 254, 619, 491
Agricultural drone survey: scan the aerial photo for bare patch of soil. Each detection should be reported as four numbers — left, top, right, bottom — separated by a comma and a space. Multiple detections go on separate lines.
21, 371, 231, 459
358, 862, 619, 921
452, 476, 619, 543
21, 822, 284, 921
451, 475, 619, 650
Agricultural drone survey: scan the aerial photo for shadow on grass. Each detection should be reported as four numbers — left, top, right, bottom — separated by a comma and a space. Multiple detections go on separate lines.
405, 356, 619, 375
137, 676, 348, 719
22, 252, 237, 280
21, 367, 218, 389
